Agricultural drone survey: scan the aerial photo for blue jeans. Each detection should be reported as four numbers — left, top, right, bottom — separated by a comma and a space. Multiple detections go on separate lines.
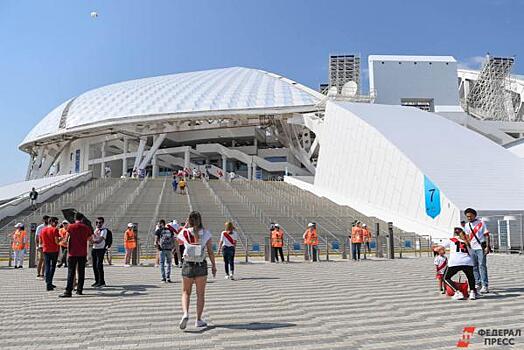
44, 252, 58, 287
352, 243, 361, 261
471, 249, 488, 287
160, 250, 172, 280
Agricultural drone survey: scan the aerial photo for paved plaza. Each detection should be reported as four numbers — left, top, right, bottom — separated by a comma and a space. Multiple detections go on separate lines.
0, 255, 523, 350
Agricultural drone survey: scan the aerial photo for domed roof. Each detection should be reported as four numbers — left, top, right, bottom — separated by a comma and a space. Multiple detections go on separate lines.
21, 67, 322, 146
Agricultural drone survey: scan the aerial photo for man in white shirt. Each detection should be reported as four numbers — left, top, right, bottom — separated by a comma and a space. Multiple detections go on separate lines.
464, 208, 491, 293
91, 217, 107, 287
35, 215, 50, 278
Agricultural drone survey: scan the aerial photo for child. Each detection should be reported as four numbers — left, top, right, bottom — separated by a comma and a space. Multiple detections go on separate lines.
434, 247, 447, 294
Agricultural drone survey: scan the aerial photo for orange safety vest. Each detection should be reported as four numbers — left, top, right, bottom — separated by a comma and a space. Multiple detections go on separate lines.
271, 229, 283, 248
124, 229, 137, 249
304, 228, 318, 246
59, 228, 69, 248
351, 227, 363, 244
362, 228, 371, 242
12, 230, 27, 251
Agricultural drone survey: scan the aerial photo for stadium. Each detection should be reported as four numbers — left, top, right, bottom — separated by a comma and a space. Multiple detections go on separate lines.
2, 54, 524, 258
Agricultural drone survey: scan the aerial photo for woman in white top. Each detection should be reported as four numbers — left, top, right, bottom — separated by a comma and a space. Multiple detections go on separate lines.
218, 222, 239, 280
177, 211, 217, 330
437, 227, 477, 300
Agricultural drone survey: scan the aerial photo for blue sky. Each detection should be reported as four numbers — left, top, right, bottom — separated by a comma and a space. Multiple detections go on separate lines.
1, 0, 523, 185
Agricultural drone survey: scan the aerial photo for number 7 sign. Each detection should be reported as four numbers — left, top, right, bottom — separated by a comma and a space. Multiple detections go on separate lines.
424, 175, 441, 219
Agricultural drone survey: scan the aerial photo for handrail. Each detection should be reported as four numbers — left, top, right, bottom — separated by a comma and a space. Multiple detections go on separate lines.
0, 172, 91, 210
226, 179, 298, 246
144, 177, 167, 253
202, 178, 247, 251
105, 177, 148, 232
0, 172, 94, 231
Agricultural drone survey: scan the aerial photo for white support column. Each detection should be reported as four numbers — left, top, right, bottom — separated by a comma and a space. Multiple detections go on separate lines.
25, 154, 35, 180
122, 136, 128, 177
184, 147, 190, 169
152, 154, 158, 178
138, 133, 166, 170
247, 159, 252, 180
252, 162, 257, 180
132, 137, 147, 171
222, 156, 227, 180
31, 147, 45, 179
100, 141, 107, 178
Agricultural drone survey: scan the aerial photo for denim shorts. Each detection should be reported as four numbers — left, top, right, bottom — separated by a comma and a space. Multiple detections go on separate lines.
181, 260, 208, 278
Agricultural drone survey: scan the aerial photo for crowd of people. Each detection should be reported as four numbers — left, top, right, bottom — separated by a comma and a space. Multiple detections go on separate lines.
10, 198, 494, 330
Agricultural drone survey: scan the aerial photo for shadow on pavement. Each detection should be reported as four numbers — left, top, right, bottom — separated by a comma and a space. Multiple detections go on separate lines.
479, 293, 521, 300
184, 322, 296, 333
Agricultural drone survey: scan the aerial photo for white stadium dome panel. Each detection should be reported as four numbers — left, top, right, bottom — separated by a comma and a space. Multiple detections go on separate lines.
312, 101, 524, 238
21, 67, 322, 182
20, 67, 322, 148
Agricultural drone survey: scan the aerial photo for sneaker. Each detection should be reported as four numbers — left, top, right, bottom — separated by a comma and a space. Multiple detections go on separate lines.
161, 279, 166, 283
480, 286, 489, 294
75, 291, 83, 295
179, 316, 189, 330
167, 279, 172, 283
97, 283, 106, 288
452, 291, 465, 300
124, 264, 131, 267
469, 291, 476, 300
224, 275, 230, 280
229, 274, 235, 280
195, 319, 207, 328
59, 292, 72, 298
14, 266, 18, 269
475, 284, 482, 290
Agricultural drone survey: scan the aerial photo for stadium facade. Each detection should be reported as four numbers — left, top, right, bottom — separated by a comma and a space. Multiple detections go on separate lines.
20, 56, 524, 239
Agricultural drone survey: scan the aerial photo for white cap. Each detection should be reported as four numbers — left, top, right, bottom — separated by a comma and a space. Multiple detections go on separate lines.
274, 223, 280, 227
127, 223, 134, 228
172, 219, 178, 226
307, 222, 315, 227
14, 223, 22, 228
362, 224, 367, 227
62, 220, 69, 224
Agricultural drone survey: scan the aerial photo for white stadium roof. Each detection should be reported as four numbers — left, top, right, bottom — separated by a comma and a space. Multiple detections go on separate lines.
21, 67, 322, 147
339, 103, 524, 210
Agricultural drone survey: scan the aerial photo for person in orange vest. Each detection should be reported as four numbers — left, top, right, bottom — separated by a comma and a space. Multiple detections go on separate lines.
351, 221, 364, 261
271, 224, 285, 263
57, 220, 69, 268
303, 222, 319, 262
11, 223, 28, 268
124, 223, 137, 267
362, 223, 372, 257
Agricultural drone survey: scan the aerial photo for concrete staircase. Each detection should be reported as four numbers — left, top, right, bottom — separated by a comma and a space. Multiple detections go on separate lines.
1, 177, 431, 262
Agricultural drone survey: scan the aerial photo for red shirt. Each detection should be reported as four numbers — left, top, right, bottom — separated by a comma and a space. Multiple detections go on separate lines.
40, 226, 60, 253
67, 222, 92, 257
